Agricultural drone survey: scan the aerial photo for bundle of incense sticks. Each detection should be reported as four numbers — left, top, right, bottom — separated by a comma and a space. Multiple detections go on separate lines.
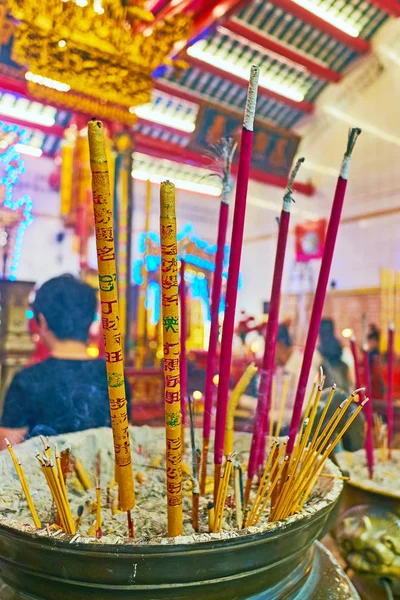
35, 445, 76, 534
245, 385, 368, 526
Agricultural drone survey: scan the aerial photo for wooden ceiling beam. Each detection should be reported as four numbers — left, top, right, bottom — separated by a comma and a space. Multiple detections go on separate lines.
225, 18, 342, 83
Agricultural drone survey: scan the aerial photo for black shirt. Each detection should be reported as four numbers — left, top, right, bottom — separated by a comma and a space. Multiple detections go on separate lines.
1, 358, 131, 438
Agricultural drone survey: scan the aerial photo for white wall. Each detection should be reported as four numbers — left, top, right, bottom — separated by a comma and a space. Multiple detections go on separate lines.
10, 156, 221, 286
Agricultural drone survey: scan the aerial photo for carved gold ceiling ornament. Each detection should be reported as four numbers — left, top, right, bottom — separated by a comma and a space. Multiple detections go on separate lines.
8, 0, 192, 111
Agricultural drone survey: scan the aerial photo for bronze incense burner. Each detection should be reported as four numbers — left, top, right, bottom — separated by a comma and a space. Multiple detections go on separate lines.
336, 479, 400, 600
0, 428, 358, 600
0, 509, 357, 600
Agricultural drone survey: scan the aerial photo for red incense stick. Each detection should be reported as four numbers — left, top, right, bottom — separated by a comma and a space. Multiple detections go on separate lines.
201, 138, 236, 494
287, 128, 361, 455
213, 65, 260, 498
246, 159, 304, 490
387, 321, 395, 459
350, 335, 362, 389
363, 341, 374, 477
180, 257, 188, 431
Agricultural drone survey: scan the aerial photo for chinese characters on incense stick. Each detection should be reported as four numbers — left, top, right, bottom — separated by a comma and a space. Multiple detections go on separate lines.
87, 119, 135, 514
160, 180, 183, 537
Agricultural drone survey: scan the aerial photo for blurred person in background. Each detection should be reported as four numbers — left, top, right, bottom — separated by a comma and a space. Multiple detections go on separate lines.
0, 274, 130, 449
318, 318, 352, 393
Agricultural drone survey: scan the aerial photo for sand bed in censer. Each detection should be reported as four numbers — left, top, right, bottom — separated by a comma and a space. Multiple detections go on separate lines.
0, 426, 343, 546
337, 449, 400, 499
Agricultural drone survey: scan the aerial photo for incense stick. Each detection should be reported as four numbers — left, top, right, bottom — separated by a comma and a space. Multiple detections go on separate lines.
224, 363, 258, 456
180, 256, 188, 440
87, 118, 135, 513
387, 320, 394, 459
350, 335, 362, 390
214, 65, 260, 499
160, 180, 183, 537
234, 465, 243, 529
136, 178, 152, 369
96, 479, 102, 539
213, 457, 233, 533
287, 128, 361, 455
201, 138, 237, 495
250, 158, 304, 476
362, 321, 374, 478
188, 395, 200, 532
6, 440, 41, 528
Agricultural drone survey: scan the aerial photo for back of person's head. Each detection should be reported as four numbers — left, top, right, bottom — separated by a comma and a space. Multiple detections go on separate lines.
319, 318, 343, 365
33, 274, 97, 343
367, 324, 380, 343
277, 323, 292, 348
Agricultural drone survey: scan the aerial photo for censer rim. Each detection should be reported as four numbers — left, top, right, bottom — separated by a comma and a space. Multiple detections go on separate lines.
0, 492, 340, 555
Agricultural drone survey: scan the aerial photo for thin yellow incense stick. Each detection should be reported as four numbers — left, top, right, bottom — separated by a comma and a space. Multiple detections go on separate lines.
5, 440, 41, 528
96, 481, 102, 539
213, 464, 227, 532
160, 180, 183, 537
213, 458, 233, 533
307, 384, 337, 454
299, 371, 319, 435
88, 119, 135, 513
320, 473, 350, 481
234, 467, 243, 529
247, 441, 278, 525
249, 443, 286, 526
46, 463, 68, 532
224, 363, 257, 455
50, 461, 75, 534
274, 375, 290, 438
269, 376, 277, 440
252, 455, 289, 525
208, 502, 215, 532
136, 179, 152, 369
74, 458, 93, 491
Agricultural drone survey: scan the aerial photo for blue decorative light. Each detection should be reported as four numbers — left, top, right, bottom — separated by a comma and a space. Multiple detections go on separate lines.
133, 222, 237, 326
0, 122, 33, 280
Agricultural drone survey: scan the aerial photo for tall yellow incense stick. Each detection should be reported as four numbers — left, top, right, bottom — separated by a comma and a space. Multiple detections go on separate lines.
395, 272, 400, 354
160, 180, 183, 537
118, 166, 129, 340
87, 119, 135, 513
136, 179, 152, 368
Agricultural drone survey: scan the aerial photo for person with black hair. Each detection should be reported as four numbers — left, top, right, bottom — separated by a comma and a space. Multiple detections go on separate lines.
367, 324, 380, 370
0, 274, 130, 449
318, 319, 351, 392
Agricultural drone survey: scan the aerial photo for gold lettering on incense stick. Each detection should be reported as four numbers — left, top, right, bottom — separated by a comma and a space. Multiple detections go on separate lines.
87, 119, 135, 512
160, 181, 183, 535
